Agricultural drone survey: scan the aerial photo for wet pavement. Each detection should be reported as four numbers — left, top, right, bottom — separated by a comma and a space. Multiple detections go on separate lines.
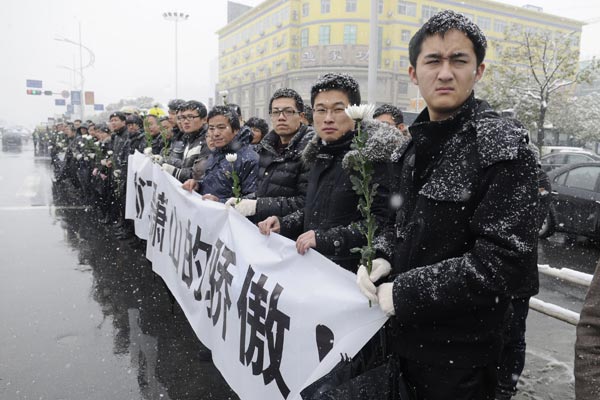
1, 143, 597, 400
0, 144, 237, 400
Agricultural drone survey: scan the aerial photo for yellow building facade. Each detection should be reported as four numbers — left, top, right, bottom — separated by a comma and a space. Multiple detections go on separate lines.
216, 0, 583, 120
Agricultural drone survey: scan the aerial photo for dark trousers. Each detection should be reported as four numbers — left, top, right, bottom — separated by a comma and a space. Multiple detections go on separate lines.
400, 357, 496, 400
495, 297, 530, 399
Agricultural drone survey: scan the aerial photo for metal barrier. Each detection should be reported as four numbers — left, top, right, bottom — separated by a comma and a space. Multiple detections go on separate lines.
529, 264, 593, 326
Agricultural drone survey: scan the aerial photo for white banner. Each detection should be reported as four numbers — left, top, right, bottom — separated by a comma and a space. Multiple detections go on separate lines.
126, 152, 388, 400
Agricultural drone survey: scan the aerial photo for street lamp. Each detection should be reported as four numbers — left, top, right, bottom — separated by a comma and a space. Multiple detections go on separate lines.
162, 11, 190, 98
55, 22, 95, 120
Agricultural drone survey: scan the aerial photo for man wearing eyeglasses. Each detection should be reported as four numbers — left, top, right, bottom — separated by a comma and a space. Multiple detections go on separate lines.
226, 88, 314, 221
161, 100, 211, 183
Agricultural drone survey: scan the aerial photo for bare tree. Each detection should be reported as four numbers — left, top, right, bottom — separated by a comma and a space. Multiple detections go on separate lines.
480, 26, 598, 151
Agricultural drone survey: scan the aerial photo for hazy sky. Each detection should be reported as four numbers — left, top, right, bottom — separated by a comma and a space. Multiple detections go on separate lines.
1, 0, 599, 128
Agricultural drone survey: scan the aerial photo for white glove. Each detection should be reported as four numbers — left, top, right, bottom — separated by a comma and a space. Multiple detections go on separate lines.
377, 282, 395, 316
162, 163, 176, 175
356, 258, 392, 303
236, 199, 257, 216
225, 198, 258, 217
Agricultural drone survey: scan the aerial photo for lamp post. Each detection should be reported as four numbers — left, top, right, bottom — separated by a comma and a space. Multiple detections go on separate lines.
162, 11, 190, 99
55, 22, 95, 120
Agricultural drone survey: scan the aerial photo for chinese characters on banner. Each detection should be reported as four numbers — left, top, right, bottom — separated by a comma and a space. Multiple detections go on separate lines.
125, 152, 388, 400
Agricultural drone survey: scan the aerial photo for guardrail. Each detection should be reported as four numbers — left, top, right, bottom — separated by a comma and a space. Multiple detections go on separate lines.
529, 264, 593, 326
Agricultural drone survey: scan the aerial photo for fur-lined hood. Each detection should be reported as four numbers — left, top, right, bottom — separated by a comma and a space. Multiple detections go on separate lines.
302, 119, 409, 167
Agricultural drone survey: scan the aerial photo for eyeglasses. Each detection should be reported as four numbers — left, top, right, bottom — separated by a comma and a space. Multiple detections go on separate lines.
269, 108, 299, 118
313, 107, 347, 118
177, 114, 201, 122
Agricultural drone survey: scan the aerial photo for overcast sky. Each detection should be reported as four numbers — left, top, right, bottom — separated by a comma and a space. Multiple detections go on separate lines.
1, 0, 598, 128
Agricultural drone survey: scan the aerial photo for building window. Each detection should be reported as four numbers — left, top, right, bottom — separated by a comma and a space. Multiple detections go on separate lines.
398, 1, 416, 17
346, 0, 357, 12
321, 0, 330, 14
319, 25, 330, 45
494, 19, 507, 33
399, 56, 409, 67
477, 16, 491, 30
344, 25, 357, 44
302, 3, 309, 17
422, 5, 438, 20
378, 0, 384, 14
301, 29, 309, 47
401, 30, 411, 42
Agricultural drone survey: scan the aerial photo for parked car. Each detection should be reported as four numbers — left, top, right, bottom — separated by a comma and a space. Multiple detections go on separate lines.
1, 130, 23, 151
539, 162, 600, 240
540, 150, 600, 172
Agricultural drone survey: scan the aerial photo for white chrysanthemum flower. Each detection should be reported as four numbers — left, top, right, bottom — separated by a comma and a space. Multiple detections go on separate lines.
88, 153, 95, 159
76, 153, 83, 160
219, 90, 229, 98
107, 150, 113, 156
83, 157, 89, 161
345, 104, 376, 121
153, 155, 164, 164
143, 147, 153, 156
113, 169, 121, 177
100, 159, 107, 166
225, 153, 237, 163
48, 145, 53, 149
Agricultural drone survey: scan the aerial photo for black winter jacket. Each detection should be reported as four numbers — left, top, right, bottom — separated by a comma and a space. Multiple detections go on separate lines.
280, 122, 396, 272
253, 124, 314, 220
167, 125, 211, 182
111, 126, 129, 173
377, 94, 539, 368
198, 127, 259, 201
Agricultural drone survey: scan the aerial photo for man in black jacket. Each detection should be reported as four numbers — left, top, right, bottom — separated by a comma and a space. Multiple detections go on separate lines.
227, 88, 313, 221
356, 10, 539, 399
258, 75, 383, 271
161, 100, 211, 182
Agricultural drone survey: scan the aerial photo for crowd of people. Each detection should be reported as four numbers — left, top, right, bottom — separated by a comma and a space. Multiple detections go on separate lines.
29, 9, 589, 400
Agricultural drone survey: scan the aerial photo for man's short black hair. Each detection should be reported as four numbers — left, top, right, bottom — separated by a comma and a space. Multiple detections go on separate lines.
167, 99, 185, 112
179, 100, 207, 119
227, 103, 242, 118
269, 88, 304, 114
409, 10, 487, 68
126, 114, 143, 128
208, 105, 240, 131
373, 104, 404, 125
109, 111, 127, 121
245, 117, 269, 137
310, 73, 361, 107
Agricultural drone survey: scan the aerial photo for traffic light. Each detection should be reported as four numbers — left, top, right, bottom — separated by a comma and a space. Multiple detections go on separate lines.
26, 89, 42, 95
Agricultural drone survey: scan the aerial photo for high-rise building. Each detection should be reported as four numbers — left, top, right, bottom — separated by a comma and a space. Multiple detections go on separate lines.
216, 0, 583, 119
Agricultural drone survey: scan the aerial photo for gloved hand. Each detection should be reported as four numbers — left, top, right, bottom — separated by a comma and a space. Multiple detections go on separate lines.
356, 258, 392, 303
225, 198, 257, 216
377, 282, 395, 316
162, 163, 176, 175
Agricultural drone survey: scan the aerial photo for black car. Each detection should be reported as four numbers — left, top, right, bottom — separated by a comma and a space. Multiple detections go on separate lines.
539, 162, 600, 239
540, 150, 600, 172
2, 130, 23, 151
